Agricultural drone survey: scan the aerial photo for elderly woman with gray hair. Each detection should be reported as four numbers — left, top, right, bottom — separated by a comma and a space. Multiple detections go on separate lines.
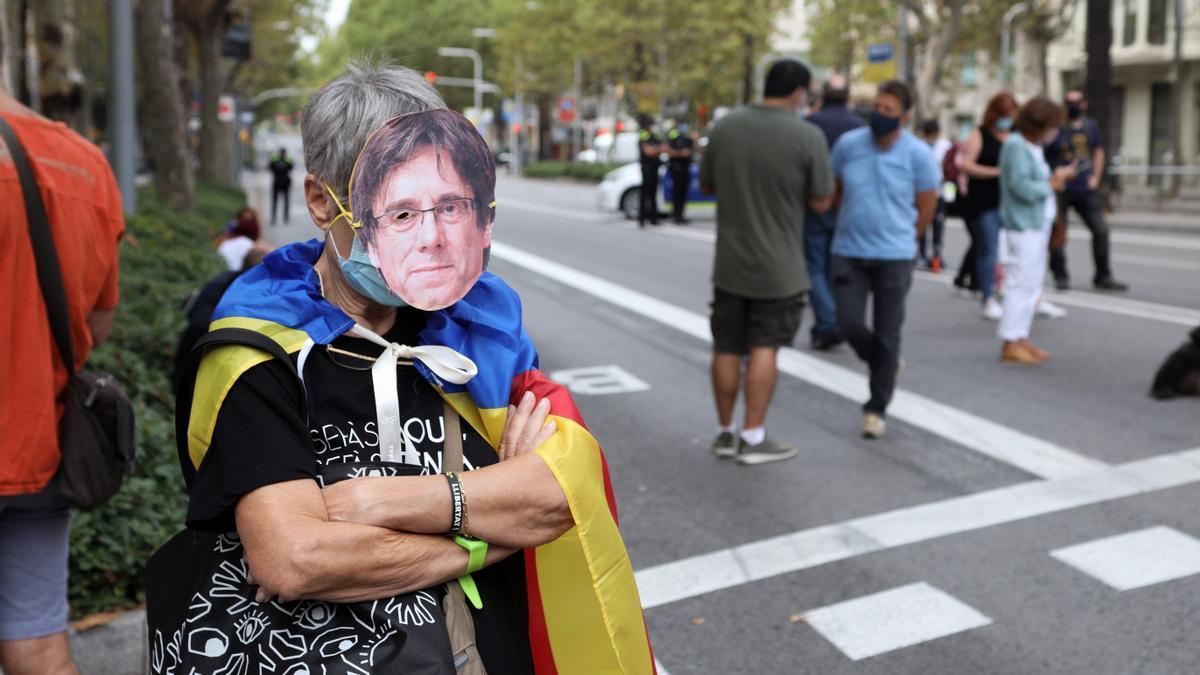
148, 62, 655, 675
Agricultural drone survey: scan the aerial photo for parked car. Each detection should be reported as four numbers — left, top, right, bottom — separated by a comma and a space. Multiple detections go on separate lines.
596, 161, 714, 220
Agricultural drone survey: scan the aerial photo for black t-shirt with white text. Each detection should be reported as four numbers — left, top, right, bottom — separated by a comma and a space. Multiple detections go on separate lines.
186, 308, 533, 673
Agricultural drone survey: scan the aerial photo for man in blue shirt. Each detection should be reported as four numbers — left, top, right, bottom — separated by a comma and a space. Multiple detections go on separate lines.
830, 80, 939, 439
804, 74, 863, 351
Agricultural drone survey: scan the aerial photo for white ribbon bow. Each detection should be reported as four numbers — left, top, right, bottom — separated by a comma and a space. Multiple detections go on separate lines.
349, 324, 478, 464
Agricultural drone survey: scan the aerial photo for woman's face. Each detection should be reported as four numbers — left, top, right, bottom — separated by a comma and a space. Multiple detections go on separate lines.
364, 147, 492, 311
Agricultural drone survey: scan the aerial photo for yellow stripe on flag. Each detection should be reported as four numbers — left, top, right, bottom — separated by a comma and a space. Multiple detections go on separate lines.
535, 417, 654, 675
187, 318, 308, 469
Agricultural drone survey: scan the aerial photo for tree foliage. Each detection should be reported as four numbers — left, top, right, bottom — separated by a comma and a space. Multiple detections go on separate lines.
311, 0, 788, 125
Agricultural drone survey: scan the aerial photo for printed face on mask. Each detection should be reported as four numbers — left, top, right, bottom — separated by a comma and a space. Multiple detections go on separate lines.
332, 109, 498, 311
364, 147, 492, 311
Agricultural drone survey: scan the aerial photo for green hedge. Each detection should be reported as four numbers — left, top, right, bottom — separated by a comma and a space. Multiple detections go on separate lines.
68, 183, 242, 618
521, 160, 624, 182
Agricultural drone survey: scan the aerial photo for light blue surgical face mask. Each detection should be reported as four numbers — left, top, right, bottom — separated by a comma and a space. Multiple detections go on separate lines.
995, 117, 1014, 132
322, 182, 408, 307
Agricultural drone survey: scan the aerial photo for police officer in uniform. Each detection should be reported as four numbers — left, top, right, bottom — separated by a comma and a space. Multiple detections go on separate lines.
638, 117, 664, 227
666, 123, 695, 224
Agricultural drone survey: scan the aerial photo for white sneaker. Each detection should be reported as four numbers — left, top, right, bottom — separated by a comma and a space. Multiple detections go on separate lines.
1036, 299, 1068, 319
981, 298, 1003, 321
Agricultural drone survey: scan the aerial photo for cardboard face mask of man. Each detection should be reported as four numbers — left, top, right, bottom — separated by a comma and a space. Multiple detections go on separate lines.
342, 109, 497, 311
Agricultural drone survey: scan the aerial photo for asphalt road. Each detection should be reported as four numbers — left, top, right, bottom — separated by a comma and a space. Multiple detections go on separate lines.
251, 167, 1200, 674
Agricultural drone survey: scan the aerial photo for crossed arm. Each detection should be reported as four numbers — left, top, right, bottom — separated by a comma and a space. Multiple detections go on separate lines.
237, 392, 571, 604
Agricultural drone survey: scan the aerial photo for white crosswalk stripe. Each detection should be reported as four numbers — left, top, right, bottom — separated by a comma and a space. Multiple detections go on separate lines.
1050, 526, 1200, 591
803, 582, 992, 661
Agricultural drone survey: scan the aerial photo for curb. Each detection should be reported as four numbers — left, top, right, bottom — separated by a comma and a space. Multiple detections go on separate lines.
71, 609, 147, 675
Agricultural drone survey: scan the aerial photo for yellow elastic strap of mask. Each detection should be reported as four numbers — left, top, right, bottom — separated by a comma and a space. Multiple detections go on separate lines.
322, 182, 362, 230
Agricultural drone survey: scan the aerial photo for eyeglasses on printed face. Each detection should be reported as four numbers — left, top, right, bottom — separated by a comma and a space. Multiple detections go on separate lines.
375, 198, 477, 234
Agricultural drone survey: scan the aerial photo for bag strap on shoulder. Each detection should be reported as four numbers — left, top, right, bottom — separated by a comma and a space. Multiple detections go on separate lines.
174, 327, 308, 480
0, 114, 76, 373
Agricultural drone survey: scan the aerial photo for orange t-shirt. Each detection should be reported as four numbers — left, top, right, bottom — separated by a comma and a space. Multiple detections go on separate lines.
0, 112, 124, 496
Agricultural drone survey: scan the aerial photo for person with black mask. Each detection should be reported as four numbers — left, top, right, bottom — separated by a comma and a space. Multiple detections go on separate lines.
1044, 89, 1128, 291
804, 73, 863, 351
829, 80, 939, 439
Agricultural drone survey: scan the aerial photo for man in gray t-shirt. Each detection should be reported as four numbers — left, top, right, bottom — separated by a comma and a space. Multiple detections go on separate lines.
699, 59, 834, 466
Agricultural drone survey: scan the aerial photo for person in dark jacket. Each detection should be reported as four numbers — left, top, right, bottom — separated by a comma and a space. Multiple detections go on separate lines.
804, 74, 863, 351
269, 148, 294, 225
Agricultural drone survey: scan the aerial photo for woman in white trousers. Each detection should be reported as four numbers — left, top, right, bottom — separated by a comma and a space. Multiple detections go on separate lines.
996, 97, 1078, 364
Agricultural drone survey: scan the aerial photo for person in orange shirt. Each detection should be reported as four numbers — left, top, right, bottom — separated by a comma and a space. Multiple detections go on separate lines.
0, 76, 124, 673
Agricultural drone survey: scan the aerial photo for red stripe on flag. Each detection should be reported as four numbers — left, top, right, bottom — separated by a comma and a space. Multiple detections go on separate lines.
511, 370, 587, 431
511, 370, 620, 518
523, 548, 558, 675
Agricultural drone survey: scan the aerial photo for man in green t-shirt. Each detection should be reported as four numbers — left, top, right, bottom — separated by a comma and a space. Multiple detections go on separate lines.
699, 59, 834, 466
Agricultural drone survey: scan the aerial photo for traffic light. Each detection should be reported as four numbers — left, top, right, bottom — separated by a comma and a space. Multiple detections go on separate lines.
425, 71, 437, 83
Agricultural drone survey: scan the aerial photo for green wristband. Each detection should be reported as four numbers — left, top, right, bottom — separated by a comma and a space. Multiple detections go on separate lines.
453, 535, 487, 609
454, 535, 487, 574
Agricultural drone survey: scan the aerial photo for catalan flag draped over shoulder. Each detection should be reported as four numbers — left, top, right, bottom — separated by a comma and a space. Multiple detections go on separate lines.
192, 238, 656, 675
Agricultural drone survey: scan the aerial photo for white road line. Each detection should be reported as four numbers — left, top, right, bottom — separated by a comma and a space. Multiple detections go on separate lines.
491, 241, 1105, 479
655, 224, 1200, 327
912, 270, 1200, 327
633, 446, 1200, 609
654, 659, 671, 675
1050, 526, 1200, 591
803, 582, 992, 661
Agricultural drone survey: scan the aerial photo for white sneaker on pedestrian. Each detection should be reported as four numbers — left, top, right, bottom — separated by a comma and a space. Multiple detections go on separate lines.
1036, 299, 1068, 319
981, 298, 1003, 321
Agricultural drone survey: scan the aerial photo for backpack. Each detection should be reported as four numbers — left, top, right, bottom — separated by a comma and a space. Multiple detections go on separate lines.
942, 141, 962, 183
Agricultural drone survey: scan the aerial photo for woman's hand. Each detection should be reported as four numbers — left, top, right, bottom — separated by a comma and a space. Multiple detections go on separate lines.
499, 391, 557, 461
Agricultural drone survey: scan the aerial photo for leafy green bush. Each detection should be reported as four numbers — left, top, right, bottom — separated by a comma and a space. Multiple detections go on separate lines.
68, 183, 244, 618
522, 160, 624, 182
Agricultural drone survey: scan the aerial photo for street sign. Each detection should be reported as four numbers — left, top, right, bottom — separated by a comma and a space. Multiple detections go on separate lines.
558, 96, 577, 123
217, 95, 235, 123
864, 42, 897, 83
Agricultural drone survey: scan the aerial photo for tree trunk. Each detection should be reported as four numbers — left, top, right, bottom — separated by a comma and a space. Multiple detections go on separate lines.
137, 0, 194, 208
9, 0, 33, 106
537, 95, 553, 160
741, 31, 754, 104
194, 13, 233, 185
913, 0, 964, 121
35, 0, 88, 130
1084, 0, 1114, 187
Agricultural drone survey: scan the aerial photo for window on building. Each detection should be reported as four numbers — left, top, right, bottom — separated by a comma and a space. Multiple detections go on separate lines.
1123, 0, 1138, 45
1148, 0, 1168, 44
1194, 81, 1200, 165
1149, 82, 1172, 185
1109, 86, 1125, 162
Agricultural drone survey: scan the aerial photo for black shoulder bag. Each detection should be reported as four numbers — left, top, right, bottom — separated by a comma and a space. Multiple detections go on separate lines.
0, 114, 136, 508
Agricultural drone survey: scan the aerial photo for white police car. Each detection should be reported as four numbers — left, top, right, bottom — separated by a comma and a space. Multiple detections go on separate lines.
596, 162, 712, 220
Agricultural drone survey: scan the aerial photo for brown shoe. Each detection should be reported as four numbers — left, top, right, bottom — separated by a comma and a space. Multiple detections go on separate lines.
1019, 339, 1050, 360
1000, 340, 1040, 364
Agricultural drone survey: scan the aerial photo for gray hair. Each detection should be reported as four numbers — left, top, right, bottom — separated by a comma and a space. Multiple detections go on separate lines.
301, 60, 446, 204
